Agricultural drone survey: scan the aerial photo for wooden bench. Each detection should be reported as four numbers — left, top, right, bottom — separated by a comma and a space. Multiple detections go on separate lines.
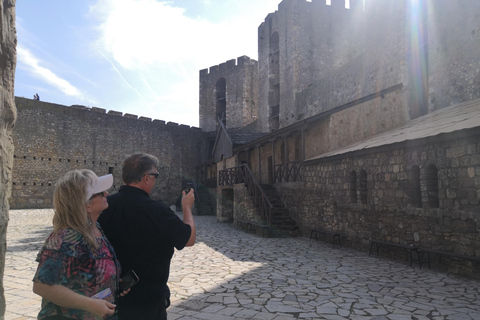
369, 239, 420, 267
310, 229, 342, 248
418, 248, 480, 269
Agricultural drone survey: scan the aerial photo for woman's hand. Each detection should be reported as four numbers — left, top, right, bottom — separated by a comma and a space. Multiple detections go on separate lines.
86, 298, 116, 317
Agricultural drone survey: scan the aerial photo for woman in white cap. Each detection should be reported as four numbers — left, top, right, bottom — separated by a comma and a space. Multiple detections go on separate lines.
33, 169, 126, 320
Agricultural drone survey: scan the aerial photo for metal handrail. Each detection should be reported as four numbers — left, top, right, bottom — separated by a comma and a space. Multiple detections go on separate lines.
274, 161, 303, 183
218, 164, 273, 225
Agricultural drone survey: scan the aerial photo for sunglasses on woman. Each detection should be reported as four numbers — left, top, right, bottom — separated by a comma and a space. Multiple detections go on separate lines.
89, 191, 106, 200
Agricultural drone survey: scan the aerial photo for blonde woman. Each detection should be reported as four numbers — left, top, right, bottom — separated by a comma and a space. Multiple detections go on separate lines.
33, 170, 126, 319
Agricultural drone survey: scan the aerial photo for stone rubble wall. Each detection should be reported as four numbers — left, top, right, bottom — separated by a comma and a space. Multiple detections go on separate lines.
11, 97, 210, 209
276, 128, 480, 277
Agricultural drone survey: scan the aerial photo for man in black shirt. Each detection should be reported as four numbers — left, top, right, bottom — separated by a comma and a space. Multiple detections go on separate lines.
99, 153, 195, 320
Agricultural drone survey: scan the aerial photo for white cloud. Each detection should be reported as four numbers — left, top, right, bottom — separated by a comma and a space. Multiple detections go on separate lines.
17, 45, 84, 99
91, 0, 212, 69
90, 0, 280, 70
88, 0, 281, 127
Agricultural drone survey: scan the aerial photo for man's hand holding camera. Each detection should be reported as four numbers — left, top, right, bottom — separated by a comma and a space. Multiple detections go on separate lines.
182, 186, 195, 209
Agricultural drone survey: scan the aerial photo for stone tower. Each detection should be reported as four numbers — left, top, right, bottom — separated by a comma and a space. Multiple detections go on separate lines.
257, 0, 414, 133
257, 0, 480, 136
199, 56, 258, 132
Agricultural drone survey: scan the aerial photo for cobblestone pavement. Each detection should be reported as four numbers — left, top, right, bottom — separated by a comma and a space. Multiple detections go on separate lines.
4, 209, 480, 320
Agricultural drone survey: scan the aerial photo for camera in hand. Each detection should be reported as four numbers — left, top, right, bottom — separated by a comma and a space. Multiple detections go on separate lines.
184, 182, 193, 194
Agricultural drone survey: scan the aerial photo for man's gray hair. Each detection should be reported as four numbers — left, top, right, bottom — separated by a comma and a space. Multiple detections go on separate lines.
122, 153, 159, 184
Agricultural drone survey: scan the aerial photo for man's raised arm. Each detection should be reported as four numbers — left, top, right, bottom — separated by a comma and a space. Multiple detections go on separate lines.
181, 189, 196, 246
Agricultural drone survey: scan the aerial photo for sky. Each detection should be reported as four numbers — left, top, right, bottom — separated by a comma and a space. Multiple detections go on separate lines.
15, 0, 282, 127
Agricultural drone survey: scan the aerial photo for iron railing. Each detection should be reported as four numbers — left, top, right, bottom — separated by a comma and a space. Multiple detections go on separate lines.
274, 161, 303, 183
218, 164, 273, 225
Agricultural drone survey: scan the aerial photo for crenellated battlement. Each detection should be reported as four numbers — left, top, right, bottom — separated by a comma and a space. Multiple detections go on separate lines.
297, 0, 362, 10
199, 55, 259, 132
326, 0, 362, 10
19, 97, 200, 130
11, 96, 208, 209
258, 0, 364, 37
200, 55, 258, 78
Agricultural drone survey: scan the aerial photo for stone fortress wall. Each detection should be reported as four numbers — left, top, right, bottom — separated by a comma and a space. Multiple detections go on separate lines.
11, 97, 209, 209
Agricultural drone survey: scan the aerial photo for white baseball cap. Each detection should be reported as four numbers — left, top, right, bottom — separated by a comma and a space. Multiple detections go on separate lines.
86, 174, 113, 201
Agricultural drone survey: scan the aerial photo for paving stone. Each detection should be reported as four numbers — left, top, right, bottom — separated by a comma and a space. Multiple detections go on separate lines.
232, 308, 258, 318
192, 312, 234, 320
337, 308, 351, 317
200, 304, 225, 313
216, 306, 242, 316
4, 210, 480, 319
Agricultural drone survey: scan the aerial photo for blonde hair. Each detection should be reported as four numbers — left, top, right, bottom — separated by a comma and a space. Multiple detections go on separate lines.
52, 169, 99, 248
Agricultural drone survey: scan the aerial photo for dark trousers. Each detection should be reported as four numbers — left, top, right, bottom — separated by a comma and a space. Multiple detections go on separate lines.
117, 298, 169, 320
118, 306, 166, 320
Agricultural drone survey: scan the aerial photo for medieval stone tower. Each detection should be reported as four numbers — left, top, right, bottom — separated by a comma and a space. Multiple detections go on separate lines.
199, 56, 259, 132
257, 0, 428, 134
200, 0, 480, 146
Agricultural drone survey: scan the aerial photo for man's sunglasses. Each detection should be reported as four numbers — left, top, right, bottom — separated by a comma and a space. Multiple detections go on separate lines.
145, 173, 160, 178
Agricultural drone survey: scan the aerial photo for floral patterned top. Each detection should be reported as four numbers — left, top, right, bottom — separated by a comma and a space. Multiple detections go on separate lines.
33, 224, 121, 320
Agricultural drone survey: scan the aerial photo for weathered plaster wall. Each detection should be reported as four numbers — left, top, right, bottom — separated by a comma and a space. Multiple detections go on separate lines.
0, 1, 16, 317
303, 88, 410, 154
427, 0, 480, 111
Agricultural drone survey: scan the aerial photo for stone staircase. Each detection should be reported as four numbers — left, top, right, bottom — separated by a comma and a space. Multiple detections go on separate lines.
195, 184, 216, 216
259, 184, 300, 237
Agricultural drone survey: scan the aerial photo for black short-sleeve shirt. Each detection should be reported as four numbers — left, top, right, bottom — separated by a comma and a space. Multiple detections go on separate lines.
98, 185, 191, 307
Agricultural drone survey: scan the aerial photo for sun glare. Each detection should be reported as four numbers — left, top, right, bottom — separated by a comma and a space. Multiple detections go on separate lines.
325, 0, 355, 9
